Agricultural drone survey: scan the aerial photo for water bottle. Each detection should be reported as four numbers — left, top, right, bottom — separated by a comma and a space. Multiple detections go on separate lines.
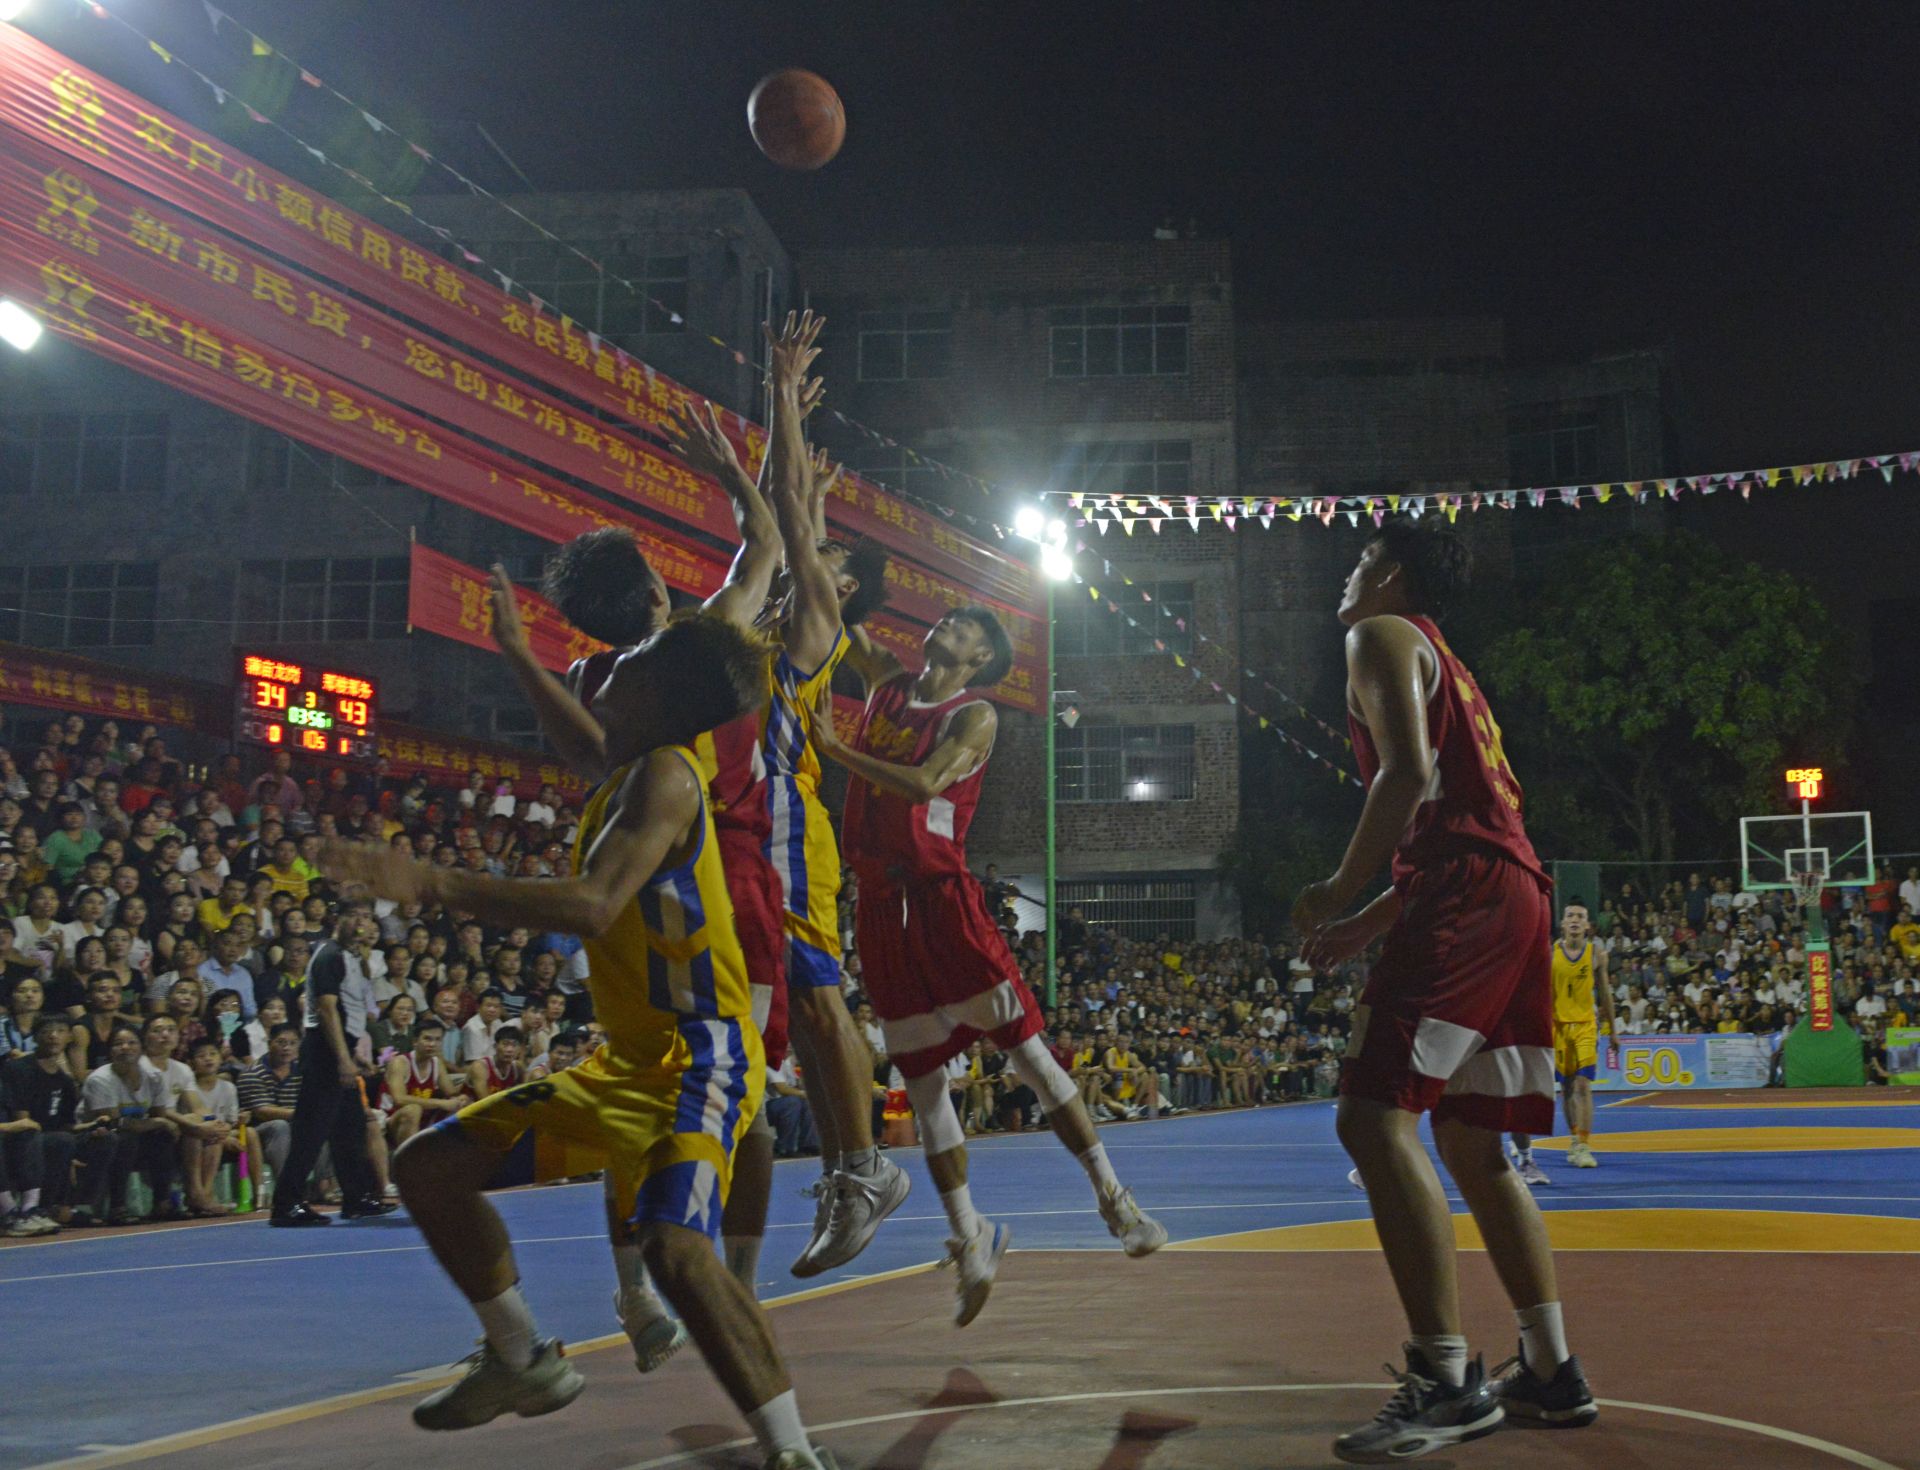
125, 1170, 153, 1218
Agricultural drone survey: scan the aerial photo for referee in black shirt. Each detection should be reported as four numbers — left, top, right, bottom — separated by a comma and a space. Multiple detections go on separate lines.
270, 907, 396, 1226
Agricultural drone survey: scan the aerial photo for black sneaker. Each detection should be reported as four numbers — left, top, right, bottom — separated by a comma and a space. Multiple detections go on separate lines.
340, 1196, 399, 1219
270, 1203, 333, 1228
1333, 1347, 1504, 1464
1492, 1340, 1599, 1427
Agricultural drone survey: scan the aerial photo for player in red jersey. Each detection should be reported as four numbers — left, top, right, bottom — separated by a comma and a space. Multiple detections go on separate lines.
819, 608, 1167, 1327
1293, 518, 1596, 1463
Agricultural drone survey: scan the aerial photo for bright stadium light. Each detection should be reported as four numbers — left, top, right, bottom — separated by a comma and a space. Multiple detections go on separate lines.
1045, 517, 1068, 545
1039, 542, 1074, 583
0, 299, 43, 353
1014, 504, 1045, 541
0, 1, 30, 23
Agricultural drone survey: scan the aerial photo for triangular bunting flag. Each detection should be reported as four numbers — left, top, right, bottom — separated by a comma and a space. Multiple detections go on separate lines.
149, 41, 173, 63
250, 35, 273, 57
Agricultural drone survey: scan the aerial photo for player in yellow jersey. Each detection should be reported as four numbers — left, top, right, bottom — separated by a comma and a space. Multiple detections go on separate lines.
325, 617, 842, 1470
756, 311, 911, 1275
1509, 902, 1616, 1182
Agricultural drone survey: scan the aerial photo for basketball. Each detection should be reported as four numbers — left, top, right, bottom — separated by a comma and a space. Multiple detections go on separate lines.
748, 68, 845, 170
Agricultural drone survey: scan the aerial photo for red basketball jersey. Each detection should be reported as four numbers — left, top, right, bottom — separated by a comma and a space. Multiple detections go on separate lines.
695, 711, 773, 847
842, 673, 993, 878
1347, 614, 1546, 888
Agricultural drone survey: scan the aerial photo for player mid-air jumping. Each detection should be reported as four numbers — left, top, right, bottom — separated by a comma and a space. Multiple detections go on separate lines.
1295, 518, 1598, 1463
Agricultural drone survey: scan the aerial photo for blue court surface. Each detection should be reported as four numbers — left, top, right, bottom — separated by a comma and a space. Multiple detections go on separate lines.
2, 1092, 1916, 1469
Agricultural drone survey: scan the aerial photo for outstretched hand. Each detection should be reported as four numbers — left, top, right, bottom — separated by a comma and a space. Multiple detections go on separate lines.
1299, 910, 1374, 970
319, 838, 430, 905
669, 398, 747, 484
1290, 879, 1346, 939
487, 565, 530, 657
765, 309, 825, 396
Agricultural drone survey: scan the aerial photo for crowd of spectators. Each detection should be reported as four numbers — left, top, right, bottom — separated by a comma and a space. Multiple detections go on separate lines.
3, 705, 1912, 1237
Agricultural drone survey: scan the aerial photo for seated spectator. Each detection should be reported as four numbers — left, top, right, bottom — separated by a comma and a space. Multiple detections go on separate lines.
465, 1024, 525, 1099
180, 1038, 240, 1216
381, 1019, 464, 1145
1, 974, 45, 1059
2, 1013, 93, 1234
79, 1024, 178, 1225
238, 994, 289, 1065
460, 988, 506, 1066
764, 1052, 817, 1157
368, 994, 419, 1063
238, 1022, 302, 1192
530, 1028, 583, 1079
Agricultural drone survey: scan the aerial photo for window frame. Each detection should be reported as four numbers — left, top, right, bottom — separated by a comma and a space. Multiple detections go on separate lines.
0, 561, 158, 647
0, 411, 168, 497
855, 309, 954, 382
1049, 304, 1191, 379
1055, 579, 1194, 658
1055, 722, 1196, 803
234, 555, 411, 644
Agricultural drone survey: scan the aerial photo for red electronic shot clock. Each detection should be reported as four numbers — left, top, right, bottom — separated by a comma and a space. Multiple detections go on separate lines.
234, 653, 379, 763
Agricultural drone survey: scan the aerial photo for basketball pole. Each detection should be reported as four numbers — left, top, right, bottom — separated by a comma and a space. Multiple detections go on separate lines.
1044, 575, 1058, 1009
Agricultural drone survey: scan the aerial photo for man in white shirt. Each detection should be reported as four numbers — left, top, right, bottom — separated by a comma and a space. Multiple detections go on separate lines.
79, 1023, 177, 1221
1900, 867, 1920, 919
1855, 988, 1888, 1023
462, 989, 506, 1066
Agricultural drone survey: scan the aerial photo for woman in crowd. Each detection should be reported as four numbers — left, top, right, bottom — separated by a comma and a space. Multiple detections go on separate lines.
151, 893, 196, 976
239, 994, 290, 1064
203, 988, 247, 1063
48, 934, 103, 1019
163, 977, 209, 1060
1, 974, 44, 1057
368, 994, 418, 1063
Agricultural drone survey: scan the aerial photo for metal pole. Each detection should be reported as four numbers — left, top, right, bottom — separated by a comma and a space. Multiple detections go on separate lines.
1044, 575, 1057, 1010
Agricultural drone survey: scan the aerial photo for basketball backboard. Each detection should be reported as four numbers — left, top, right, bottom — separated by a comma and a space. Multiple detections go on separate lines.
1739, 810, 1874, 891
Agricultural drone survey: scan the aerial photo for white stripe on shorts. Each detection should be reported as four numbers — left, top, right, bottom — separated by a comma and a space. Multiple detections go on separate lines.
881, 978, 1027, 1058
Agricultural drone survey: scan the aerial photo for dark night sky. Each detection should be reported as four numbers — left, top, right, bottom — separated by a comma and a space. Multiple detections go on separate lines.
30, 0, 1920, 466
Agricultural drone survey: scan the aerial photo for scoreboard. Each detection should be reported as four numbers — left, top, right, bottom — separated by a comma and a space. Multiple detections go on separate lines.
234, 653, 380, 763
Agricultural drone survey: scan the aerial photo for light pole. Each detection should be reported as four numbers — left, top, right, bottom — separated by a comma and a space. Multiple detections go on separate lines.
1015, 507, 1073, 1007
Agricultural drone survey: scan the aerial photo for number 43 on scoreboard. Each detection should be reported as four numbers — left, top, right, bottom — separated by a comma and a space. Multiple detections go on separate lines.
233, 652, 380, 763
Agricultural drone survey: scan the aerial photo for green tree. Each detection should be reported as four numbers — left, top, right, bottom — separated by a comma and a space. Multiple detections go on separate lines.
1479, 533, 1855, 876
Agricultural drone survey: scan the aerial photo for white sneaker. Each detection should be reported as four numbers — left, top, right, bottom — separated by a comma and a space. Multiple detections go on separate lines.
383, 1182, 399, 1199
1348, 1167, 1367, 1192
1515, 1155, 1552, 1187
411, 1338, 585, 1431
1097, 1185, 1168, 1257
763, 1449, 842, 1469
614, 1289, 689, 1373
792, 1155, 911, 1278
942, 1218, 1010, 1327
1569, 1142, 1598, 1169
1093, 1104, 1116, 1121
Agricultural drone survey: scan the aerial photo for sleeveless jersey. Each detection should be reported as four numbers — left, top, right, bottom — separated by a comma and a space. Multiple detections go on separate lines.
1348, 614, 1546, 888
762, 627, 848, 799
841, 672, 993, 878
1551, 940, 1597, 1026
566, 650, 622, 709
573, 747, 751, 1062
401, 1053, 441, 1099
477, 1056, 522, 1093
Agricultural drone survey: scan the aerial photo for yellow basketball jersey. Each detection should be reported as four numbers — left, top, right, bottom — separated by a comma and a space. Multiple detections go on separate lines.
763, 626, 849, 801
573, 748, 752, 1062
1551, 940, 1596, 1026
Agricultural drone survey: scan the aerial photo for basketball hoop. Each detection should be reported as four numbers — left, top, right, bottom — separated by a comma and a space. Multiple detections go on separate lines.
1789, 866, 1826, 910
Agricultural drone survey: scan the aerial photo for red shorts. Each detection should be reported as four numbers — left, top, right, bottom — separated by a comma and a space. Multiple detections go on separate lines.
719, 824, 789, 1068
854, 867, 1044, 1080
1340, 851, 1555, 1135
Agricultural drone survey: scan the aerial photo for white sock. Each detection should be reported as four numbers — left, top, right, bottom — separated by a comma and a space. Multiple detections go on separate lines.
745, 1388, 813, 1462
724, 1233, 764, 1291
612, 1244, 669, 1325
939, 1183, 981, 1241
0, 1191, 15, 1216
1076, 1141, 1120, 1194
840, 1146, 878, 1177
1409, 1333, 1469, 1389
473, 1283, 539, 1370
1517, 1301, 1569, 1376
21, 1189, 39, 1211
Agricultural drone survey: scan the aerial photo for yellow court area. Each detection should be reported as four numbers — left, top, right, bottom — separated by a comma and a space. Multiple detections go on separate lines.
1531, 1126, 1920, 1152
1171, 1208, 1920, 1253
1617, 1096, 1920, 1109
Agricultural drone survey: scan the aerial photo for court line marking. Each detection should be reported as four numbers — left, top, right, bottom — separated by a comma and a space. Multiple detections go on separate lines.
606, 1383, 1905, 1470
21, 1262, 937, 1470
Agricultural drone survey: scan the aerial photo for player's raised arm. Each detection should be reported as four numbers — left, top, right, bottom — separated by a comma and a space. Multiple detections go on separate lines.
322, 754, 699, 938
817, 700, 996, 805
486, 565, 608, 779
674, 397, 781, 630
763, 310, 840, 672
1292, 615, 1434, 932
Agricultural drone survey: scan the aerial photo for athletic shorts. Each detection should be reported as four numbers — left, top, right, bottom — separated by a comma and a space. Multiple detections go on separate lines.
855, 867, 1044, 1079
719, 824, 789, 1068
1554, 1021, 1598, 1083
440, 1022, 763, 1239
1340, 851, 1556, 1136
766, 779, 843, 990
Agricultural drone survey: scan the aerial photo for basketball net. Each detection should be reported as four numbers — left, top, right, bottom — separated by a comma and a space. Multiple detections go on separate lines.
1789, 867, 1826, 912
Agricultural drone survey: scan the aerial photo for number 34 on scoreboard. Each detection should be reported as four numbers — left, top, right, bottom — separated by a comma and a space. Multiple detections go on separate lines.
233, 652, 380, 763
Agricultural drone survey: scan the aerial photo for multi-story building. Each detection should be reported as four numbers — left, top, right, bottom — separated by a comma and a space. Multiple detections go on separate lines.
801, 240, 1242, 940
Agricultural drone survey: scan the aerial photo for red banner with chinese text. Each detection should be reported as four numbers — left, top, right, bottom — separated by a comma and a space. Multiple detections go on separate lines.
1807, 946, 1833, 1032
406, 543, 607, 674
0, 24, 1041, 615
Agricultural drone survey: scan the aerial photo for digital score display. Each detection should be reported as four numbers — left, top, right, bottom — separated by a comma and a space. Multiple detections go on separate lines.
234, 653, 380, 763
1785, 766, 1825, 800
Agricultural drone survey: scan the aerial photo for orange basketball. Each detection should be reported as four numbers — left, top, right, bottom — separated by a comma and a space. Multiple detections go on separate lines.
748, 69, 845, 170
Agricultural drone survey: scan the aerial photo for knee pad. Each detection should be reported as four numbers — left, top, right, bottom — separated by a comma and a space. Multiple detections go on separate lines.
904, 1067, 966, 1155
1005, 1035, 1078, 1113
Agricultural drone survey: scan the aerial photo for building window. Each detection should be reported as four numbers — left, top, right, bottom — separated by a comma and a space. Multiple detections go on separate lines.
234, 557, 410, 643
244, 427, 397, 496
850, 446, 952, 506
1061, 440, 1192, 499
1507, 404, 1598, 486
491, 704, 543, 745
1056, 581, 1193, 657
1057, 878, 1197, 942
856, 311, 952, 381
0, 413, 168, 496
1056, 724, 1195, 803
0, 562, 157, 647
1050, 304, 1189, 377
473, 241, 687, 347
